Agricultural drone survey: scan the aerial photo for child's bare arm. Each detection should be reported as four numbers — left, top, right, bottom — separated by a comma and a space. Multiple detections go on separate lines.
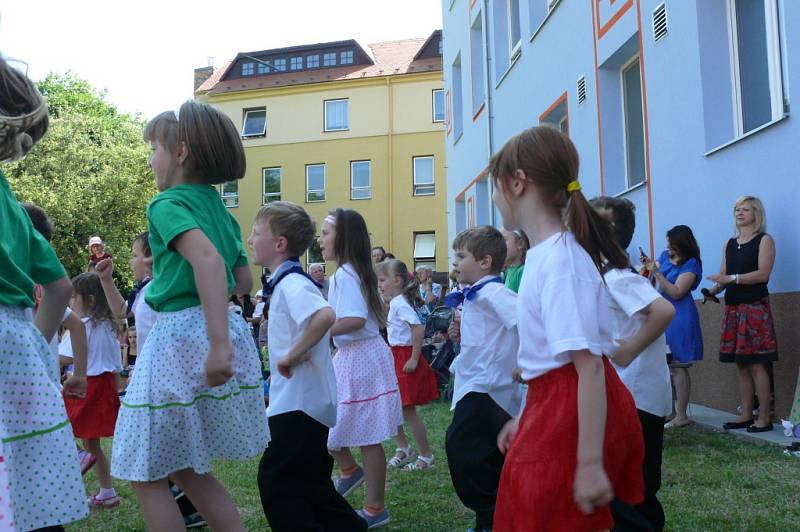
61, 312, 88, 398
613, 298, 675, 367
95, 258, 129, 318
330, 317, 366, 336
35, 276, 71, 342
232, 265, 253, 297
278, 307, 336, 378
172, 229, 232, 387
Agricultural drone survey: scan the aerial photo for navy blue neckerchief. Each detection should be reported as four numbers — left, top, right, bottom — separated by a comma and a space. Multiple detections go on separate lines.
126, 277, 151, 313
444, 276, 503, 308
261, 258, 323, 309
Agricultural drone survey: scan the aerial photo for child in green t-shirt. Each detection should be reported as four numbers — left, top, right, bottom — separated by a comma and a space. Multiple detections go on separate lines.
500, 228, 530, 294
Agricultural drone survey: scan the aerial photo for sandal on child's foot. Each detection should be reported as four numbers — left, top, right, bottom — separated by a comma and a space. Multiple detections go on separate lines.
403, 454, 434, 471
387, 447, 413, 468
89, 493, 120, 509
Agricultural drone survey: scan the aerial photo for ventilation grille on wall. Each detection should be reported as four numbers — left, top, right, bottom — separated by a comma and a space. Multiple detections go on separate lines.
653, 3, 668, 43
577, 76, 587, 105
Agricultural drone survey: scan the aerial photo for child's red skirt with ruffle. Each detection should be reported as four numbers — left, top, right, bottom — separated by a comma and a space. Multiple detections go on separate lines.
391, 346, 439, 407
494, 357, 644, 532
64, 372, 120, 439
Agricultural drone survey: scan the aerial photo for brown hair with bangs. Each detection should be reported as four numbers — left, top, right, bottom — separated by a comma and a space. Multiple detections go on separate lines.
489, 125, 628, 272
143, 101, 246, 185
452, 226, 507, 275
255, 201, 317, 257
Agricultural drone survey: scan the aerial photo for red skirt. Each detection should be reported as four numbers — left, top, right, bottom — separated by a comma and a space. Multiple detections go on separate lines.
64, 372, 120, 439
391, 346, 439, 407
719, 297, 778, 364
495, 357, 644, 532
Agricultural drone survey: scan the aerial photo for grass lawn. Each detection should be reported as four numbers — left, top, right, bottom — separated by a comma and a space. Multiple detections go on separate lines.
69, 399, 800, 531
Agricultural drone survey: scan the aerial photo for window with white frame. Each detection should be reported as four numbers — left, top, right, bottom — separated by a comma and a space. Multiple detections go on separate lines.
221, 181, 239, 208
413, 156, 435, 196
432, 89, 445, 122
273, 58, 286, 71
323, 53, 336, 66
727, 0, 784, 135
507, 0, 522, 56
324, 99, 349, 131
307, 240, 324, 268
622, 58, 646, 188
340, 50, 354, 64
306, 164, 326, 202
307, 55, 320, 68
350, 160, 372, 200
241, 108, 267, 138
241, 62, 254, 76
262, 167, 281, 204
413, 233, 436, 271
290, 57, 302, 70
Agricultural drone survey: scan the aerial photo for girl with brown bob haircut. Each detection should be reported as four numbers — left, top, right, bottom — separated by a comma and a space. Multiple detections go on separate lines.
490, 126, 644, 531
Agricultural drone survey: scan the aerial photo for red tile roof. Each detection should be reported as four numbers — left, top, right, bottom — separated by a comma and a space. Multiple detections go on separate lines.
196, 36, 442, 96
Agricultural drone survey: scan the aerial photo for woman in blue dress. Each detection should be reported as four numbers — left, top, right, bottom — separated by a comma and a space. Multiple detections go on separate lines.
645, 225, 703, 427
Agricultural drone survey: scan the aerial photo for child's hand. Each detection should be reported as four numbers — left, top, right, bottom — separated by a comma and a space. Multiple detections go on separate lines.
611, 340, 636, 367
277, 351, 311, 379
277, 358, 294, 379
62, 375, 87, 399
497, 417, 520, 454
447, 314, 461, 342
574, 462, 613, 515
403, 358, 418, 373
205, 342, 234, 387
95, 258, 114, 281
511, 367, 524, 383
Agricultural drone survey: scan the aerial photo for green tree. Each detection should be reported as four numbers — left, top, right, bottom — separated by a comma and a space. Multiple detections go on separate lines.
6, 73, 156, 294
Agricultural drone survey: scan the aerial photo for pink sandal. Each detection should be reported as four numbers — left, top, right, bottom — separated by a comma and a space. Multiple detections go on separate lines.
89, 492, 120, 508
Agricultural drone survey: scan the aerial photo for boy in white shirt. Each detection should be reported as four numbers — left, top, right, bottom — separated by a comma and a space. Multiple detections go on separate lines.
248, 202, 366, 532
444, 226, 522, 532
592, 196, 675, 532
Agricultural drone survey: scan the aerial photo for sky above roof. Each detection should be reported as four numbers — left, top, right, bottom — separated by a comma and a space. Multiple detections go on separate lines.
0, 0, 442, 118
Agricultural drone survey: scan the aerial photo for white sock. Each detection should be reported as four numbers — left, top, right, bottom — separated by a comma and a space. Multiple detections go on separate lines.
98, 487, 116, 499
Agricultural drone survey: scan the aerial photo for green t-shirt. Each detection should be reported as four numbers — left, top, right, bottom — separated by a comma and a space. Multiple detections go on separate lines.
0, 170, 66, 307
503, 263, 525, 294
144, 184, 248, 312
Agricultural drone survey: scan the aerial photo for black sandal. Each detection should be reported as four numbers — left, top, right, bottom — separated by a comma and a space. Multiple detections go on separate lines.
723, 419, 753, 430
746, 423, 773, 433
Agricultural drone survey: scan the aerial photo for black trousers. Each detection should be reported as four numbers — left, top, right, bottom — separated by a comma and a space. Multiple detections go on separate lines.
611, 409, 665, 532
258, 411, 366, 532
445, 392, 511, 531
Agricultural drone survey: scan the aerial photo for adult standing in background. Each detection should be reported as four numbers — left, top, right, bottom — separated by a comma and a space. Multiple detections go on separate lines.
416, 265, 441, 311
371, 246, 387, 264
705, 196, 777, 433
309, 263, 329, 300
645, 225, 703, 428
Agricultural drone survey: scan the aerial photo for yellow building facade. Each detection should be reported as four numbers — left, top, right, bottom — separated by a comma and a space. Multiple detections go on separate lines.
195, 34, 447, 281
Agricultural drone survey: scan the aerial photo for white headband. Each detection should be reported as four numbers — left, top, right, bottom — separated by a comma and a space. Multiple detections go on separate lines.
323, 215, 336, 226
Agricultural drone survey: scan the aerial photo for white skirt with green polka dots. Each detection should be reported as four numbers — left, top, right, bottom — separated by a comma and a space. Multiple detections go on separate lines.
111, 306, 269, 481
0, 305, 89, 530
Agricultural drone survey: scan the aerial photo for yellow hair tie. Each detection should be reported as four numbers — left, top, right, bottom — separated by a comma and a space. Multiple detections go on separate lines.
567, 180, 581, 192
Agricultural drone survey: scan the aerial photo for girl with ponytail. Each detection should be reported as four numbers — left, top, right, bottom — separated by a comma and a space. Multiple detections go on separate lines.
490, 126, 644, 531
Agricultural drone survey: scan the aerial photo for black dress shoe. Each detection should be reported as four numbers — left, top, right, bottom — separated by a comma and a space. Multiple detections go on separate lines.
723, 419, 753, 430
746, 423, 773, 433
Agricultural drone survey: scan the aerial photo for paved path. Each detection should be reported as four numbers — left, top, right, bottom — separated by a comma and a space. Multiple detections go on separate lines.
686, 403, 795, 448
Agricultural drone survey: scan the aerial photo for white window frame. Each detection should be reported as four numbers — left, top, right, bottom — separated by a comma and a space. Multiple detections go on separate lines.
324, 98, 349, 132
413, 232, 436, 271
220, 181, 239, 208
241, 108, 267, 138
273, 58, 286, 71
726, 0, 784, 137
307, 55, 320, 68
412, 156, 435, 196
262, 167, 281, 204
323, 52, 336, 66
305, 164, 326, 203
621, 55, 646, 189
432, 89, 445, 122
241, 62, 254, 76
507, 0, 522, 59
350, 160, 372, 200
290, 56, 303, 70
340, 50, 354, 64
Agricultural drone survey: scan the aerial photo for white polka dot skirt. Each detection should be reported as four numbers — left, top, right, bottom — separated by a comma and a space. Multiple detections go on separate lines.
111, 307, 269, 481
0, 305, 89, 530
327, 336, 403, 449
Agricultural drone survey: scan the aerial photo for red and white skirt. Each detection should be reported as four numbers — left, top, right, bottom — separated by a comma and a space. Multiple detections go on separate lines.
719, 297, 778, 364
495, 357, 644, 532
328, 336, 403, 448
391, 345, 439, 407
64, 372, 120, 439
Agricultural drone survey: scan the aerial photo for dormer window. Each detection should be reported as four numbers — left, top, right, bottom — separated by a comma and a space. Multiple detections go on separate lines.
438, 39, 443, 55
257, 62, 270, 75
340, 50, 354, 64
290, 56, 303, 70
241, 62, 254, 76
274, 58, 286, 72
323, 53, 336, 67
307, 55, 320, 68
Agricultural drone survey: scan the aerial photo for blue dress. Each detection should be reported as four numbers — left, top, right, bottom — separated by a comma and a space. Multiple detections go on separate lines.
657, 251, 703, 363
